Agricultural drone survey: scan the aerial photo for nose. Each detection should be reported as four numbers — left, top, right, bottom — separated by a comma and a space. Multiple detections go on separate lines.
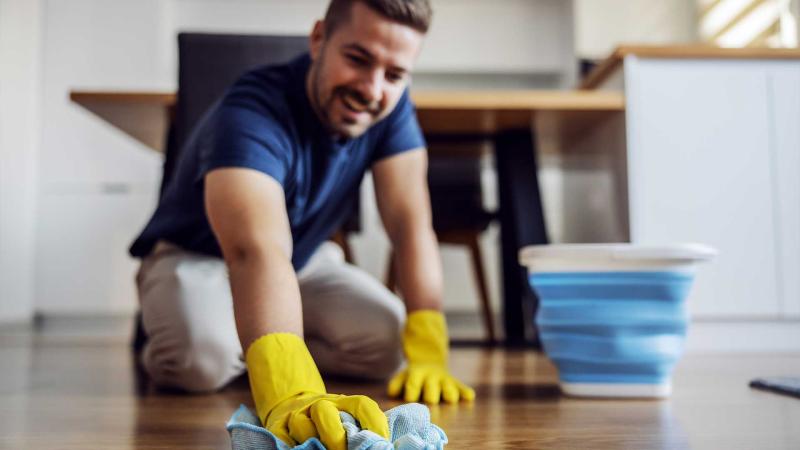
356, 69, 384, 107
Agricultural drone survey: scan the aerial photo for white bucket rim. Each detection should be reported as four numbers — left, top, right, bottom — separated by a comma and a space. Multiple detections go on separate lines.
519, 243, 716, 272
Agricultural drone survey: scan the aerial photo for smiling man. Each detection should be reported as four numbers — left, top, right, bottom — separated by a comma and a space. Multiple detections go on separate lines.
129, 1, 473, 449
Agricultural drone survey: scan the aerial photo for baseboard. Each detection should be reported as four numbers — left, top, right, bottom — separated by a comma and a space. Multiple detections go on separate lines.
685, 320, 800, 353
447, 311, 800, 352
11, 313, 798, 353
0, 313, 135, 341
0, 312, 34, 327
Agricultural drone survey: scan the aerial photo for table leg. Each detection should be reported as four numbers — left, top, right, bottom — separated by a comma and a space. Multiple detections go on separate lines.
494, 129, 548, 346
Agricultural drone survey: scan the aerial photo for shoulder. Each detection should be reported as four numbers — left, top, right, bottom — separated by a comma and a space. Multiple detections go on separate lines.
366, 89, 415, 138
221, 67, 292, 123
218, 54, 309, 129
387, 89, 415, 122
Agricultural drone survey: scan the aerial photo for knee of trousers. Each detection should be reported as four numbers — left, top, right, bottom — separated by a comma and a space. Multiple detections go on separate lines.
142, 334, 243, 393
358, 327, 404, 379
368, 305, 406, 378
314, 315, 404, 380
365, 338, 404, 380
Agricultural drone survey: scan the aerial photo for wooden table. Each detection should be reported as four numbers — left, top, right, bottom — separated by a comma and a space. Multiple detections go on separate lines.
70, 90, 624, 153
70, 89, 625, 345
581, 44, 800, 89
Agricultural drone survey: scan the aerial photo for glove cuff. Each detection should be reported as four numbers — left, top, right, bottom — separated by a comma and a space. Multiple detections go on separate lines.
403, 310, 449, 365
245, 333, 326, 425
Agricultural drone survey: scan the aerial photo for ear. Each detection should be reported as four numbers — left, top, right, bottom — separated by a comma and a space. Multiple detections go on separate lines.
309, 20, 325, 61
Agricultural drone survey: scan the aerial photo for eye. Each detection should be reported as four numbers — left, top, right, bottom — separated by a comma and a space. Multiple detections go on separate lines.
386, 71, 405, 83
346, 54, 368, 66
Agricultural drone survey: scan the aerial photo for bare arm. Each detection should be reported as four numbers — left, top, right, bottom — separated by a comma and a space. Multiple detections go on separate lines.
204, 167, 302, 351
373, 149, 443, 312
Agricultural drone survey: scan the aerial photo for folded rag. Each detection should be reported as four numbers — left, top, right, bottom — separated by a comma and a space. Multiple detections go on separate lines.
227, 403, 447, 450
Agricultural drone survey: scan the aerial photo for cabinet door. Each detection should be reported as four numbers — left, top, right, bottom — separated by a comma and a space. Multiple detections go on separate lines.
625, 57, 782, 318
35, 186, 157, 315
770, 63, 800, 318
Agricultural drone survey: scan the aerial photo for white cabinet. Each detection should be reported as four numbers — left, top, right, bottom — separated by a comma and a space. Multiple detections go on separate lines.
35, 187, 157, 314
36, 0, 164, 315
770, 64, 800, 317
623, 57, 800, 319
0, 0, 42, 323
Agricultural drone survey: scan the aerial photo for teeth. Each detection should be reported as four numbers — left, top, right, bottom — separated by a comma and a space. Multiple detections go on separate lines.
342, 94, 367, 113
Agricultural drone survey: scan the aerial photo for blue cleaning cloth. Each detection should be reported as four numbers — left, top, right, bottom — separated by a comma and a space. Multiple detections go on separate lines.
227, 403, 448, 450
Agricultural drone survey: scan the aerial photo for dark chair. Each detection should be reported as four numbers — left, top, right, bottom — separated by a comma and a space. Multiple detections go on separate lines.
161, 33, 310, 194
133, 33, 360, 352
384, 141, 497, 342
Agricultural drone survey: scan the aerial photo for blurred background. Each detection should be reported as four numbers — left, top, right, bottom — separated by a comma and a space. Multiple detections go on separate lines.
1, 0, 799, 348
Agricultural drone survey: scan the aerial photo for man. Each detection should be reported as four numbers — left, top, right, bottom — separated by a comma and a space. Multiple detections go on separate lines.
130, 1, 473, 448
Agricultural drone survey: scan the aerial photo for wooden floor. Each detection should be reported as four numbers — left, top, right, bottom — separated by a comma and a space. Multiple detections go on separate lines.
1, 326, 799, 449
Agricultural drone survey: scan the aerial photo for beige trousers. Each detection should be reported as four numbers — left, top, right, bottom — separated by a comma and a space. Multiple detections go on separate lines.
135, 241, 405, 392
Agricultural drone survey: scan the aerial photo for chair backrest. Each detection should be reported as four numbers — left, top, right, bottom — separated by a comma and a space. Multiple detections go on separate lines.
426, 141, 493, 232
161, 33, 309, 193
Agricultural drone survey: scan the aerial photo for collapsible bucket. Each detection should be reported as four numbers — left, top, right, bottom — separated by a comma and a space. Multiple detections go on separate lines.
519, 244, 715, 398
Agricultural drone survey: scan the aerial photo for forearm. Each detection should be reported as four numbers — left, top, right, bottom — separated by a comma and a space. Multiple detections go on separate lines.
392, 224, 443, 312
224, 243, 303, 351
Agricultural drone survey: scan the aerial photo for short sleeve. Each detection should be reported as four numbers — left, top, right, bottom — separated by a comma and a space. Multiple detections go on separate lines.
372, 89, 426, 162
197, 103, 292, 186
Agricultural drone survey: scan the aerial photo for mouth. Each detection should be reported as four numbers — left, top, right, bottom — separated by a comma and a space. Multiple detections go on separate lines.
340, 92, 374, 116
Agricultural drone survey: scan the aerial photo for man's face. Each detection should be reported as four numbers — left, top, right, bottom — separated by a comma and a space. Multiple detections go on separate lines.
307, 2, 425, 139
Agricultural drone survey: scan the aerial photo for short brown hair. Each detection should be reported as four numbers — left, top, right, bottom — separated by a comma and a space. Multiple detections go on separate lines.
324, 0, 432, 34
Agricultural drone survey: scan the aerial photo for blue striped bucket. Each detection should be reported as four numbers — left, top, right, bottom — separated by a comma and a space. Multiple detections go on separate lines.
519, 244, 715, 398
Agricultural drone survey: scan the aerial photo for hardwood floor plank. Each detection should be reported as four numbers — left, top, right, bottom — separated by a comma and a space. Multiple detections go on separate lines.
1, 337, 799, 449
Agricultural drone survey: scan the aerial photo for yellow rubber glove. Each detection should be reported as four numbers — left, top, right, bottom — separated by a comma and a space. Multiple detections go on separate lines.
246, 333, 389, 450
387, 310, 475, 404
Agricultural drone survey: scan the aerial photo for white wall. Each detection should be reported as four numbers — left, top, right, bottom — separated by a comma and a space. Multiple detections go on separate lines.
0, 0, 42, 324
574, 0, 697, 59
425, 0, 572, 73
167, 0, 577, 88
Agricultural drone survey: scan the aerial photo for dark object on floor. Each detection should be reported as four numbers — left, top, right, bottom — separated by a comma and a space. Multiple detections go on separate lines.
749, 376, 800, 399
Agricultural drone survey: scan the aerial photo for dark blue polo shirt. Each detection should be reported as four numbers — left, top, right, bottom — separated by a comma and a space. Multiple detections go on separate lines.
129, 54, 425, 270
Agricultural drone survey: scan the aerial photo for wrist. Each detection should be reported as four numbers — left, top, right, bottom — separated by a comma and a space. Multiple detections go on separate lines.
245, 333, 326, 424
403, 310, 449, 365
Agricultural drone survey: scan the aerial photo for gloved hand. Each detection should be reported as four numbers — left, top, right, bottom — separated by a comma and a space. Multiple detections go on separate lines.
246, 333, 389, 450
387, 310, 475, 404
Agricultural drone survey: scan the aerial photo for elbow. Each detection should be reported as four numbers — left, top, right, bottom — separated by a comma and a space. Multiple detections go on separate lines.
385, 215, 434, 247
221, 237, 291, 268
